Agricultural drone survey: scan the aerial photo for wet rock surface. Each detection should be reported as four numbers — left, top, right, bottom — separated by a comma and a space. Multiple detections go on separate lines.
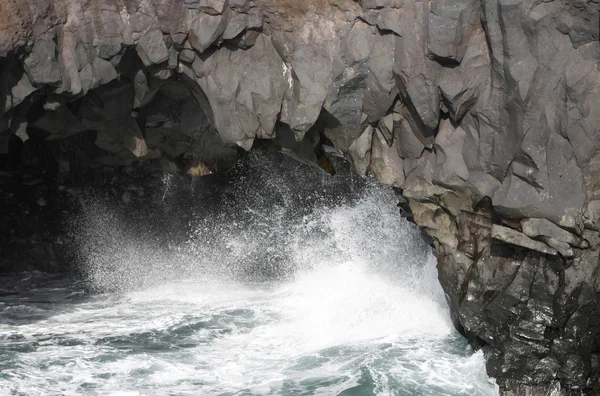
0, 0, 598, 393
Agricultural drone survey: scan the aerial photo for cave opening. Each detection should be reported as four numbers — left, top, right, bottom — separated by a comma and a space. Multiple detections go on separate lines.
0, 48, 500, 391
0, 132, 501, 394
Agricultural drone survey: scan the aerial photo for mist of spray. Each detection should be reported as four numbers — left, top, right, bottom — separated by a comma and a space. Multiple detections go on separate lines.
1, 148, 499, 395
72, 148, 432, 293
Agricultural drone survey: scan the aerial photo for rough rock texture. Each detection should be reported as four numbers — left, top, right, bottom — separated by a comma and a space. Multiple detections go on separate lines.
0, 0, 598, 394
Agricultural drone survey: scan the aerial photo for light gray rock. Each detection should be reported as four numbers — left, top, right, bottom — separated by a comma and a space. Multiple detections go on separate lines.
91, 58, 118, 87
229, 0, 248, 9
428, 0, 479, 63
88, 3, 127, 60
9, 73, 37, 111
377, 114, 394, 146
393, 0, 440, 138
493, 132, 586, 228
369, 128, 404, 187
348, 125, 373, 176
188, 9, 231, 53
168, 47, 179, 69
194, 34, 286, 143
199, 0, 228, 15
433, 119, 470, 185
376, 7, 402, 35
491, 225, 558, 256
23, 40, 62, 86
564, 43, 600, 166
362, 26, 397, 121
275, 23, 334, 140
12, 118, 28, 143
237, 29, 261, 49
179, 48, 196, 63
136, 27, 170, 66
322, 21, 371, 151
222, 13, 247, 40
395, 115, 425, 160
360, 0, 387, 9
521, 218, 589, 248
437, 28, 489, 121
544, 238, 574, 258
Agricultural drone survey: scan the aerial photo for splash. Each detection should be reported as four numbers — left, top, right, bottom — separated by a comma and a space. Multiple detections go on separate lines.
72, 149, 429, 291
0, 149, 499, 395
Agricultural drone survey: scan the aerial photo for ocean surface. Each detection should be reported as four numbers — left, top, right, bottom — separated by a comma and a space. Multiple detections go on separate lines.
0, 151, 499, 396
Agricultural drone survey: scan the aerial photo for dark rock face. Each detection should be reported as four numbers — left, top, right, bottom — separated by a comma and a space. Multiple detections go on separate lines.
416, 190, 600, 394
0, 0, 598, 394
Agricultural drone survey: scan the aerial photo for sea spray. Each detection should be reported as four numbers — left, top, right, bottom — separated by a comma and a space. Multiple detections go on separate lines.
0, 148, 499, 395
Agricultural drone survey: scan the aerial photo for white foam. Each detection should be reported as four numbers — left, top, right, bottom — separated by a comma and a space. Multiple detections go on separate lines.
0, 174, 498, 395
0, 262, 498, 395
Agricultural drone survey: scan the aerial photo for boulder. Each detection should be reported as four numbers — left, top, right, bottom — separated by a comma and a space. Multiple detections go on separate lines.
188, 9, 231, 53
23, 40, 62, 86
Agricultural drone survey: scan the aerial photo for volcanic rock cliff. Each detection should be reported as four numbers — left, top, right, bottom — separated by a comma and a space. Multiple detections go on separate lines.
0, 0, 599, 394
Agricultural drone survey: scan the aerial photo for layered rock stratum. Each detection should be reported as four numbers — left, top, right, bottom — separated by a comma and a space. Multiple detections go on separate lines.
0, 0, 599, 394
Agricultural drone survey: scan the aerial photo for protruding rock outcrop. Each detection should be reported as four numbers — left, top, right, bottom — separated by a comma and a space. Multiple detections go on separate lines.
0, 0, 598, 394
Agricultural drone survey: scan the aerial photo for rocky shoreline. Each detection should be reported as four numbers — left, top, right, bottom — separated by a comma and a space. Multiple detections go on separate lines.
0, 0, 598, 393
